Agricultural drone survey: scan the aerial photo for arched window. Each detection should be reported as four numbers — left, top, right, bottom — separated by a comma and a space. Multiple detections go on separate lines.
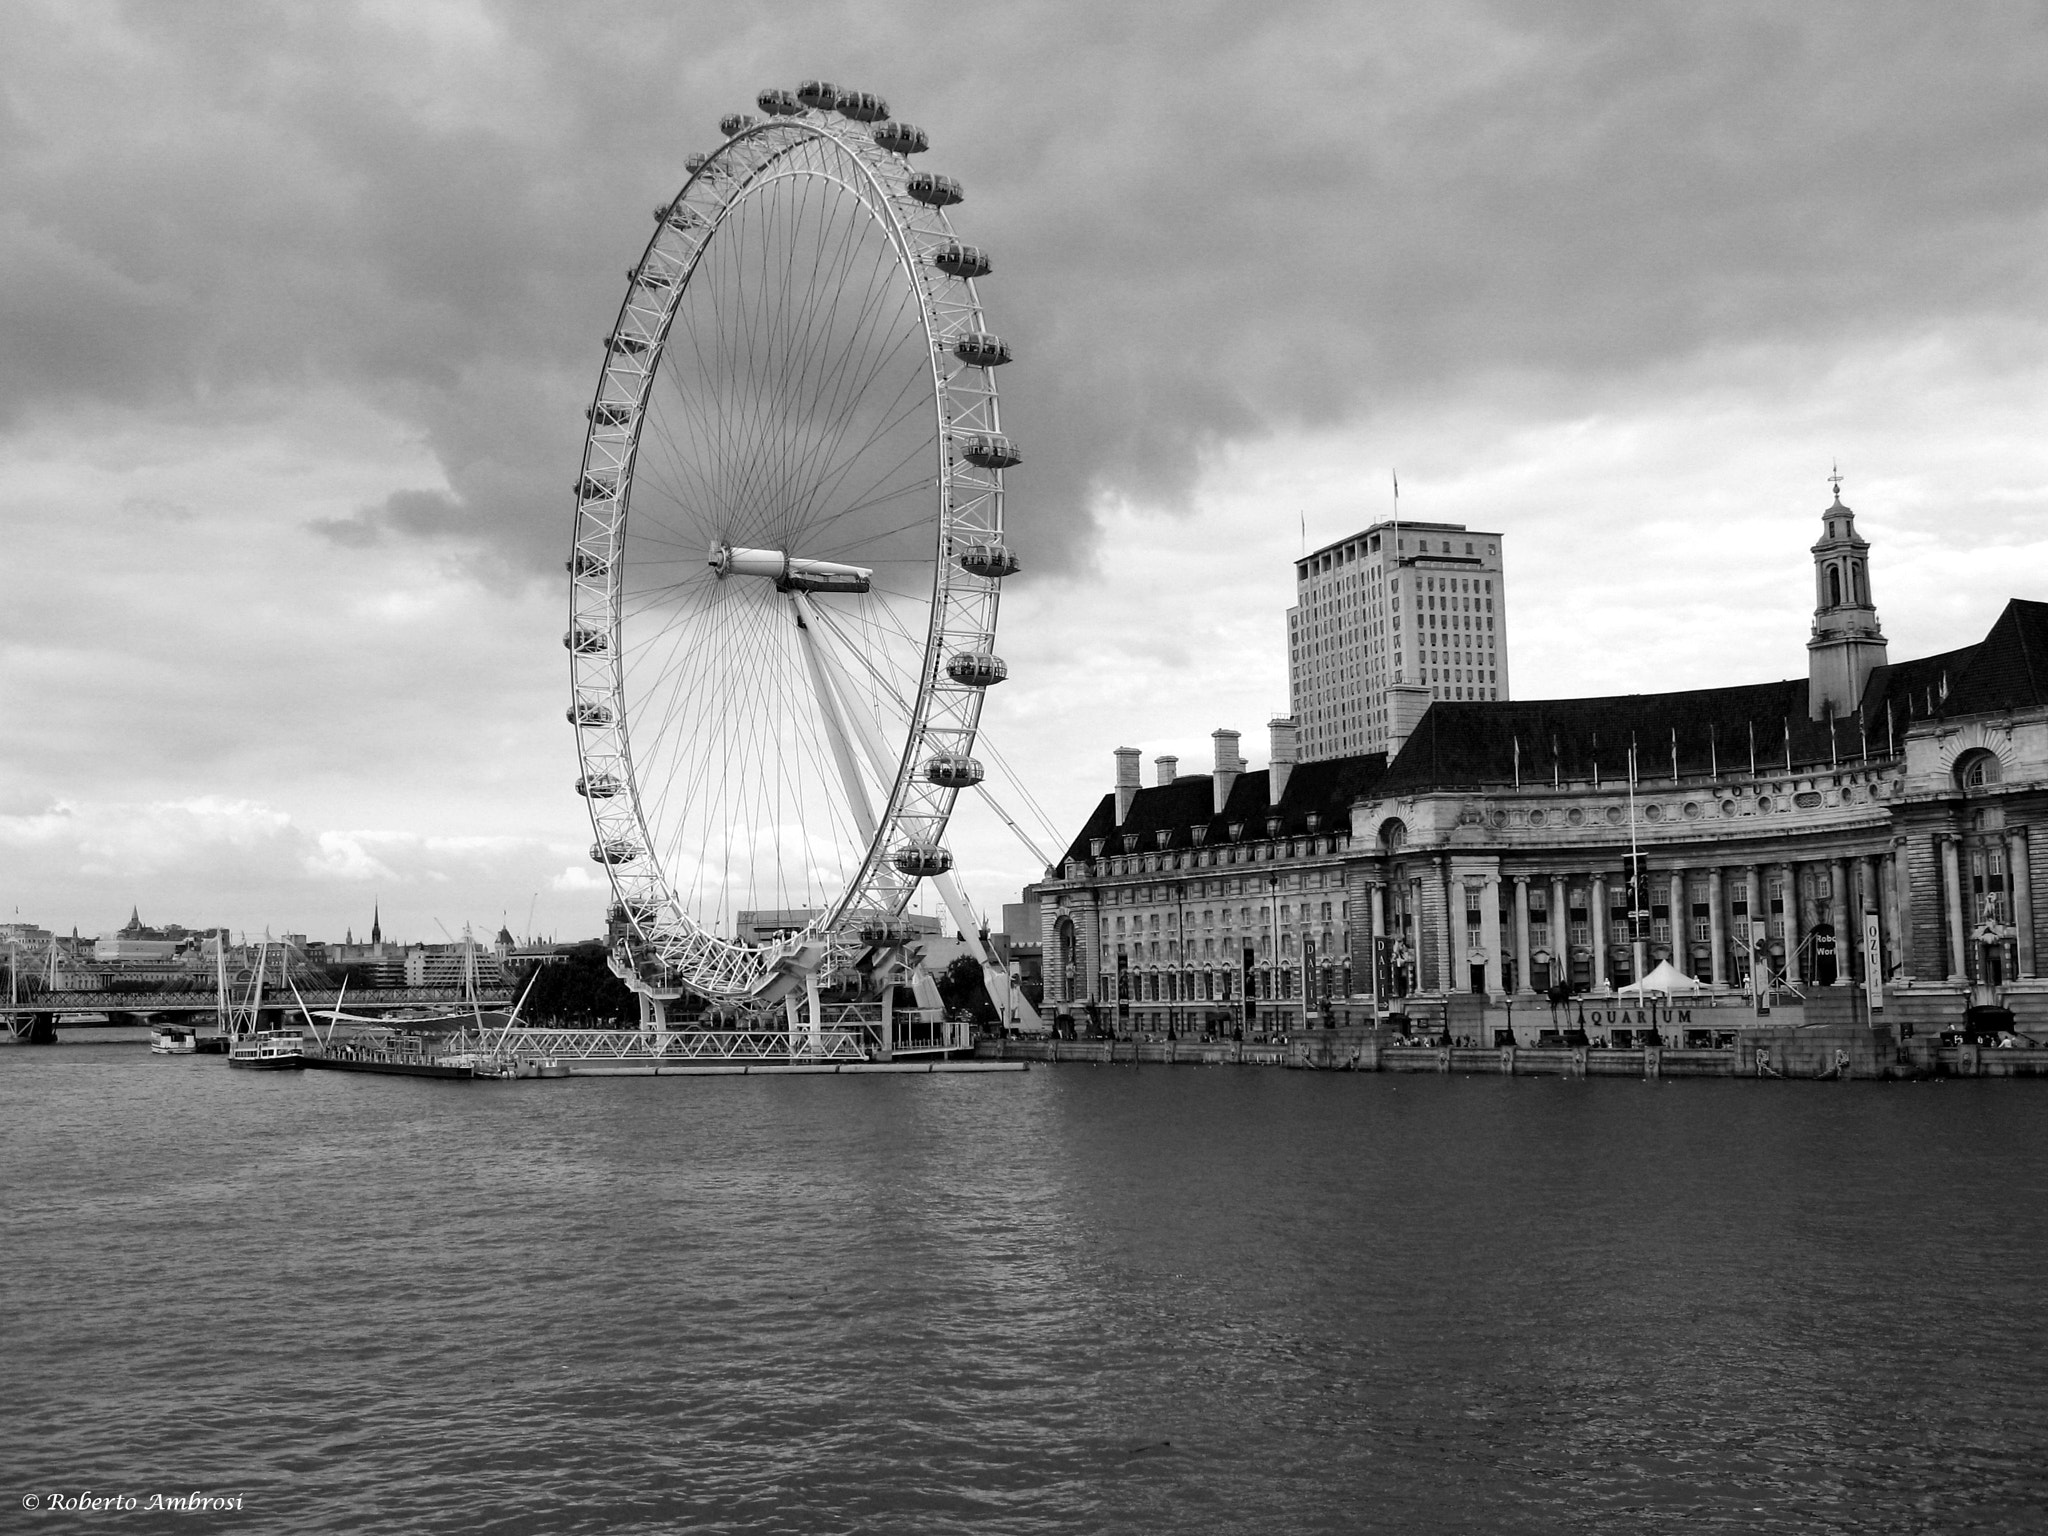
1853, 563, 1866, 605
1827, 565, 1842, 607
1955, 750, 2003, 791
1379, 818, 1407, 851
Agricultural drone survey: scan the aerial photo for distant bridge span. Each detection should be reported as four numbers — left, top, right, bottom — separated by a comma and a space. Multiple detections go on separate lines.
1, 987, 514, 1019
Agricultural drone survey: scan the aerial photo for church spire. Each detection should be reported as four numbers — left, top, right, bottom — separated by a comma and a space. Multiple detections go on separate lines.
370, 903, 382, 946
1807, 469, 1888, 720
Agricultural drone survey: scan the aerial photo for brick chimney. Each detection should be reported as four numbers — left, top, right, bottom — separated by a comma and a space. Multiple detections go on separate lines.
1113, 746, 1141, 826
1211, 729, 1245, 814
1154, 755, 1178, 786
1268, 717, 1298, 805
1386, 683, 1430, 757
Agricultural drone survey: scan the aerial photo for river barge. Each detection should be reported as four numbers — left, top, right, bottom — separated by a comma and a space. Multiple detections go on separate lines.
301, 1035, 481, 1079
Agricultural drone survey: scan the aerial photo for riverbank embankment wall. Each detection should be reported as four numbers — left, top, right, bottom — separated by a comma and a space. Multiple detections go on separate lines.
978, 1027, 2048, 1079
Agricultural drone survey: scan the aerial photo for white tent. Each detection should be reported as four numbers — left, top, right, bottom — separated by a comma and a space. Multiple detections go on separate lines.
1617, 958, 1704, 996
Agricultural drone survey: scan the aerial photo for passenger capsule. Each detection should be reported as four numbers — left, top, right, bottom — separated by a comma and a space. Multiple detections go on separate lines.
835, 89, 889, 122
575, 773, 622, 799
871, 120, 928, 155
589, 838, 641, 865
906, 170, 963, 207
564, 627, 608, 654
719, 112, 756, 137
569, 552, 611, 578
608, 333, 649, 356
576, 473, 619, 501
656, 202, 706, 230
891, 842, 954, 878
946, 652, 1008, 687
609, 898, 659, 924
931, 240, 990, 278
567, 701, 614, 727
859, 917, 915, 946
924, 753, 985, 788
685, 152, 710, 174
632, 266, 674, 290
957, 541, 1020, 579
953, 332, 1011, 367
757, 87, 802, 117
956, 433, 1022, 470
796, 80, 841, 110
586, 402, 634, 427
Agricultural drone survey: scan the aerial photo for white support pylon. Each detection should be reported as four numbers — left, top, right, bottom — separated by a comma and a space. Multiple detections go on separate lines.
792, 592, 1044, 1033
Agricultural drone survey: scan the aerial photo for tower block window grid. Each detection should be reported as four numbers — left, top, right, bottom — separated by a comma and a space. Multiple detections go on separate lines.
1286, 519, 1509, 761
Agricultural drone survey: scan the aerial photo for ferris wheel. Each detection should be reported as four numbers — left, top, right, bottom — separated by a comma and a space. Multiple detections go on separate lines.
567, 81, 1021, 1011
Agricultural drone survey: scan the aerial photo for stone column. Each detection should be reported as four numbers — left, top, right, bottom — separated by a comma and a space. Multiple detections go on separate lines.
1407, 874, 1423, 994
1886, 841, 1910, 981
1830, 858, 1852, 985
1669, 868, 1687, 972
1779, 863, 1801, 985
1480, 873, 1504, 995
1364, 880, 1383, 1008
1439, 859, 1460, 993
1549, 874, 1568, 988
1742, 863, 1761, 987
1708, 867, 1726, 986
1941, 835, 1967, 983
1591, 873, 1610, 991
1513, 876, 1533, 994
1856, 854, 1879, 986
2009, 830, 2034, 978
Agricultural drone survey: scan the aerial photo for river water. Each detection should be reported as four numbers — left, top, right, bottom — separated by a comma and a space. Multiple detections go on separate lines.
4, 1044, 2044, 1533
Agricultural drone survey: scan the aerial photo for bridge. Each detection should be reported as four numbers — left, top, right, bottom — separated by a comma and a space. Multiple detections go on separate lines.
2, 986, 514, 1022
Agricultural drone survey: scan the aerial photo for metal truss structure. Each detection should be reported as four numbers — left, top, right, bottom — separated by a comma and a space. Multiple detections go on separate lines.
480, 1003, 960, 1065
566, 81, 1033, 1025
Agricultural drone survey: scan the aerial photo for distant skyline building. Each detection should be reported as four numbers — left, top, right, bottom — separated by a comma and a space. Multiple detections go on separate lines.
1287, 518, 1509, 761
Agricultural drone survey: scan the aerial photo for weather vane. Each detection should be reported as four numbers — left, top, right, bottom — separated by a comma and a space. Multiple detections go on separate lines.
1828, 459, 1844, 496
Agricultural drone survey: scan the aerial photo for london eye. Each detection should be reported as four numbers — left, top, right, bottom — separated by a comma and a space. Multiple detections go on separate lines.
566, 82, 1023, 1022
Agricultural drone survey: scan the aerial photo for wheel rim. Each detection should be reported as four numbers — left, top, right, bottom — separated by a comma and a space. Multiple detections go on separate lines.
568, 100, 1011, 1004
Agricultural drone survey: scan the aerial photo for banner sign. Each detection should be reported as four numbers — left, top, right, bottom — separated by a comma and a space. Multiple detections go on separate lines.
1862, 912, 1883, 1012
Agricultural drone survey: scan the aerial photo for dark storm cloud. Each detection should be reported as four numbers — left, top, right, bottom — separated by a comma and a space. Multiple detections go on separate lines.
3, 0, 2044, 579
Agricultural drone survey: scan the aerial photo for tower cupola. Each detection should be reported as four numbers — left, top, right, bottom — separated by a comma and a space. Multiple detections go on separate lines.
1806, 471, 1887, 720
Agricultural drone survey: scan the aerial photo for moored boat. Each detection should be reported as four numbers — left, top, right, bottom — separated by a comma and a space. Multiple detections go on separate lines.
150, 1025, 197, 1055
227, 1030, 306, 1070
302, 1032, 479, 1079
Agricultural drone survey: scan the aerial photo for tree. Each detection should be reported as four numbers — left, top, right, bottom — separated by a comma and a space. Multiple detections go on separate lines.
937, 953, 997, 1025
518, 943, 639, 1026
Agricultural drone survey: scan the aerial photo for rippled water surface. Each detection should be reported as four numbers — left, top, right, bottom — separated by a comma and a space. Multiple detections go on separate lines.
5, 1045, 2045, 1533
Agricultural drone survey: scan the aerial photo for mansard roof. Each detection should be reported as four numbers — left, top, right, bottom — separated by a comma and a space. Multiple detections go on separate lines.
1935, 598, 2048, 716
1054, 599, 2042, 859
1375, 601, 2040, 792
1059, 752, 1389, 865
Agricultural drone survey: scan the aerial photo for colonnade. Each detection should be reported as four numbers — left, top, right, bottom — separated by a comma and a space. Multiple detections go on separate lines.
1924, 827, 2034, 983
1355, 837, 2029, 997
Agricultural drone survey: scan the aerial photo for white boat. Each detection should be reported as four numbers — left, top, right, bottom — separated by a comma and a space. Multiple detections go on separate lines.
150, 1025, 197, 1055
227, 1030, 306, 1071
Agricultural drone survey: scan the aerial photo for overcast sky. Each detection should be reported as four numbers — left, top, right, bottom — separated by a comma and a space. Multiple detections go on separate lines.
4, 0, 2047, 943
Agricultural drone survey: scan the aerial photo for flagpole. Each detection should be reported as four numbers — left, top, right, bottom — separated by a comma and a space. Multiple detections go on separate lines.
1628, 743, 1647, 988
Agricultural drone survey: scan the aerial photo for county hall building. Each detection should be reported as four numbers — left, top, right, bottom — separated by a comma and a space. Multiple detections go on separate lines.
1036, 484, 2048, 1039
